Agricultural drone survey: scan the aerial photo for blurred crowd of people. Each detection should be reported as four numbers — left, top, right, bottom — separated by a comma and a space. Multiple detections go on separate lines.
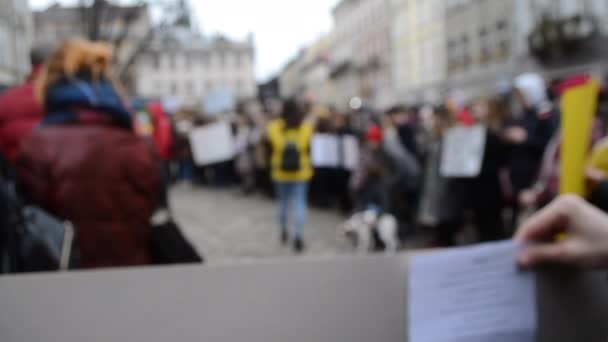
204, 73, 608, 249
3, 38, 608, 268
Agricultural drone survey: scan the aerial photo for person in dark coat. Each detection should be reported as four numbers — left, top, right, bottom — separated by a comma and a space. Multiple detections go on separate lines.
0, 46, 51, 162
350, 124, 390, 213
15, 39, 160, 269
503, 73, 558, 228
417, 107, 466, 246
331, 109, 355, 214
468, 97, 509, 242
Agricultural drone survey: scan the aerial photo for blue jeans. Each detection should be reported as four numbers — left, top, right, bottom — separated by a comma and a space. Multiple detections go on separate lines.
275, 182, 309, 239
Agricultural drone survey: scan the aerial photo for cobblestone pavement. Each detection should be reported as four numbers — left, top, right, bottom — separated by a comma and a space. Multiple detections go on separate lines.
170, 184, 433, 263
170, 184, 354, 262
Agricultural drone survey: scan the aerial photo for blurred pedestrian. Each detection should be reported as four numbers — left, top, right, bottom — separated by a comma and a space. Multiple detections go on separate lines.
503, 73, 558, 228
0, 45, 52, 162
332, 109, 355, 214
234, 113, 256, 193
387, 105, 422, 161
351, 124, 390, 214
385, 106, 422, 234
417, 107, 466, 246
15, 39, 161, 268
309, 106, 334, 208
266, 98, 314, 252
467, 97, 509, 241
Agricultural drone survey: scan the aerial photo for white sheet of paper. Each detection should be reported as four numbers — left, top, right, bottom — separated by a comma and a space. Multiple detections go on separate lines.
311, 134, 339, 167
440, 125, 487, 178
409, 241, 536, 342
342, 135, 360, 171
189, 122, 235, 166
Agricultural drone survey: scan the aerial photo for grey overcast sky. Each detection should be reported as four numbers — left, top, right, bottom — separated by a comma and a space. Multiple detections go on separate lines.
28, 0, 339, 81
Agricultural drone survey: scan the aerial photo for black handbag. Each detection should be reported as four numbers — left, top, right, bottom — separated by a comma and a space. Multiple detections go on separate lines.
1, 154, 77, 273
16, 206, 77, 272
149, 208, 204, 265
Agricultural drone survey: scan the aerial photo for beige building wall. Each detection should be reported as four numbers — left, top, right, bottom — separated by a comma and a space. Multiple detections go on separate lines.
135, 32, 256, 105
331, 0, 395, 110
445, 0, 523, 98
392, 0, 446, 104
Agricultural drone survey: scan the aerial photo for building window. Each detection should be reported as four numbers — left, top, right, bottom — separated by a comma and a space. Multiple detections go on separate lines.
201, 54, 209, 69
219, 52, 226, 69
479, 28, 490, 65
154, 81, 163, 94
168, 54, 176, 70
496, 39, 510, 61
170, 82, 178, 95
235, 53, 242, 68
447, 39, 459, 73
186, 81, 194, 95
185, 54, 192, 69
0, 28, 8, 67
151, 54, 160, 70
497, 20, 508, 31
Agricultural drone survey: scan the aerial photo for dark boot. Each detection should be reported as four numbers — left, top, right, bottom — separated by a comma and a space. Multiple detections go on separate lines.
294, 238, 305, 253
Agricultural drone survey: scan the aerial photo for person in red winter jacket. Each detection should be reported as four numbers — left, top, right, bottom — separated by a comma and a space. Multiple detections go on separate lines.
16, 39, 160, 269
148, 101, 174, 161
0, 46, 51, 161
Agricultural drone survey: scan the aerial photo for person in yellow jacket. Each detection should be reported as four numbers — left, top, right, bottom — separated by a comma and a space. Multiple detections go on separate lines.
266, 99, 314, 252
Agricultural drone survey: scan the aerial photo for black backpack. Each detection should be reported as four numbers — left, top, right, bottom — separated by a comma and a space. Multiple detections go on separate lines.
280, 124, 302, 172
281, 140, 301, 172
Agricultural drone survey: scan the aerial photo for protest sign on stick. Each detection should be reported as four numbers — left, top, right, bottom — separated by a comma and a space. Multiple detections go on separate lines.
189, 121, 235, 166
311, 134, 339, 167
440, 124, 487, 178
342, 135, 360, 171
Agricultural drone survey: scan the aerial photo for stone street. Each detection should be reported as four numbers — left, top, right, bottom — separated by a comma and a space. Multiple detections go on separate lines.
170, 184, 434, 263
170, 184, 354, 262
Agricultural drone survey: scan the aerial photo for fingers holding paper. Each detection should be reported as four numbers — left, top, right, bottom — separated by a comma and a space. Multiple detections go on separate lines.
515, 195, 608, 269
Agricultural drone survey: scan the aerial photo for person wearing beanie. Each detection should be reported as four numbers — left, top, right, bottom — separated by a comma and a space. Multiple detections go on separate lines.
15, 39, 161, 268
350, 124, 391, 215
503, 73, 558, 229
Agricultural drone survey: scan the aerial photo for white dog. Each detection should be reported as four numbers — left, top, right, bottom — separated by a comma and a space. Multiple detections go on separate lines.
338, 210, 399, 253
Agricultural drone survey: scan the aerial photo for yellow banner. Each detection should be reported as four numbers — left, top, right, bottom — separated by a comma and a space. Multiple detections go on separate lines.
560, 79, 600, 196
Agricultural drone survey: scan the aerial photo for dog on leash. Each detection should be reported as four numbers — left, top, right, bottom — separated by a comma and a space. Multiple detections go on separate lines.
338, 210, 399, 253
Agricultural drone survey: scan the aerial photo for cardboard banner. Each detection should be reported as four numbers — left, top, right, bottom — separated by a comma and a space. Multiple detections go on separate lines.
204, 89, 235, 115
440, 124, 487, 178
342, 135, 360, 171
0, 254, 606, 341
311, 134, 360, 170
560, 78, 600, 196
189, 121, 235, 166
311, 133, 339, 167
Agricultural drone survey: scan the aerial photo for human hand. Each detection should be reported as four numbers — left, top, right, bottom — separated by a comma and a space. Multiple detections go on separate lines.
515, 195, 608, 269
503, 127, 528, 144
519, 189, 539, 208
586, 167, 607, 187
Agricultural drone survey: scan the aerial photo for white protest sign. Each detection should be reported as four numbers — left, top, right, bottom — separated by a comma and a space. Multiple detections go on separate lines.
409, 241, 537, 342
204, 89, 235, 115
189, 121, 235, 166
440, 124, 487, 178
311, 134, 339, 167
342, 135, 360, 171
